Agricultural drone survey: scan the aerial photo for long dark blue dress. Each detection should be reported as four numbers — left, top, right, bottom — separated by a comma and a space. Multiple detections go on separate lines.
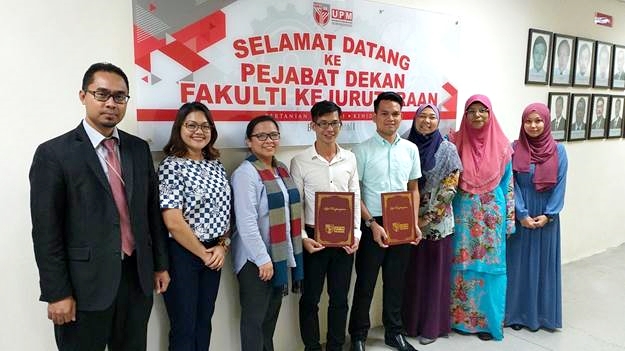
505, 143, 567, 330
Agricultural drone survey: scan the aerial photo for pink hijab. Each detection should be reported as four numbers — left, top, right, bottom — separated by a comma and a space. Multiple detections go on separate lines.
450, 94, 513, 194
512, 103, 558, 191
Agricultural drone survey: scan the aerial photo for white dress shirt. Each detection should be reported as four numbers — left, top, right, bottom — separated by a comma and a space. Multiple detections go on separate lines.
290, 144, 361, 240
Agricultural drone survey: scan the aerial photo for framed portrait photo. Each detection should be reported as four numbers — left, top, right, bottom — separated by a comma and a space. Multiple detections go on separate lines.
611, 45, 625, 89
550, 34, 575, 86
573, 38, 595, 87
593, 41, 613, 88
608, 95, 625, 138
525, 29, 552, 85
589, 94, 609, 139
568, 94, 590, 141
547, 92, 569, 141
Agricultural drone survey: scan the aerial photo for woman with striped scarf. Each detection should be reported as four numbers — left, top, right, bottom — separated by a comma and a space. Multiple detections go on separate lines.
231, 115, 304, 351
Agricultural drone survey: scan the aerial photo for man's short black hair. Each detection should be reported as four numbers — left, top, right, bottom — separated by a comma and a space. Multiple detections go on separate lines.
374, 91, 403, 113
310, 100, 342, 122
82, 62, 129, 92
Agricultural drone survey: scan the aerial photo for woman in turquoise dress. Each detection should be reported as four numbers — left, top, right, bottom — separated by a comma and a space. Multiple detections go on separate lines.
505, 103, 567, 331
449, 94, 515, 341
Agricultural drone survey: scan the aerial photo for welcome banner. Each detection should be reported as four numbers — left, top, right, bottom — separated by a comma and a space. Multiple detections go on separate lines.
132, 0, 459, 148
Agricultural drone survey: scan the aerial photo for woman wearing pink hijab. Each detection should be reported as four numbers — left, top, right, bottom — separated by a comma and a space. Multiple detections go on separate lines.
449, 95, 515, 341
505, 103, 567, 332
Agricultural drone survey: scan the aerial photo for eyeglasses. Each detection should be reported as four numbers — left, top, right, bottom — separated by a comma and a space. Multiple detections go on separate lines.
85, 90, 130, 104
466, 108, 489, 117
184, 122, 212, 133
250, 132, 280, 141
314, 120, 343, 129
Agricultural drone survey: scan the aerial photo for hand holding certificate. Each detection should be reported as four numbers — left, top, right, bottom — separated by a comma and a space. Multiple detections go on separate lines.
381, 191, 416, 246
314, 192, 355, 247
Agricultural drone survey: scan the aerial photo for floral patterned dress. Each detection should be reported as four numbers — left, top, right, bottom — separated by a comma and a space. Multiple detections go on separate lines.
450, 162, 515, 340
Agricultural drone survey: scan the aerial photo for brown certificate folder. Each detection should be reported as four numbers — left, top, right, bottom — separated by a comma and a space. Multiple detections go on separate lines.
381, 191, 415, 245
314, 192, 355, 247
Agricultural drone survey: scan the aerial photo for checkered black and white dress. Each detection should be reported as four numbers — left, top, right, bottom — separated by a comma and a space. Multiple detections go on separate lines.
158, 156, 231, 241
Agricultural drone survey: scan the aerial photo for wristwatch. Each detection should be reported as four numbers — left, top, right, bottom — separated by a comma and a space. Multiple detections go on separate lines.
218, 236, 231, 251
364, 217, 377, 228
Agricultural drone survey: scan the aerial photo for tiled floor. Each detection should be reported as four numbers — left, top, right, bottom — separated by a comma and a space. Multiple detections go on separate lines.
343, 243, 625, 351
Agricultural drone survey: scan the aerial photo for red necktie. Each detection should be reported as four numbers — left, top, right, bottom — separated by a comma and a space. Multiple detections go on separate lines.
103, 138, 135, 256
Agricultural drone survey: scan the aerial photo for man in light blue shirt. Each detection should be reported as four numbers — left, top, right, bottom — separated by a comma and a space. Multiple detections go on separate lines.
348, 92, 422, 351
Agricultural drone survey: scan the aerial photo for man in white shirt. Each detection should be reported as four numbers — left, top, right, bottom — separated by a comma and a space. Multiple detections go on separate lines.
575, 43, 591, 85
552, 39, 571, 84
290, 100, 361, 351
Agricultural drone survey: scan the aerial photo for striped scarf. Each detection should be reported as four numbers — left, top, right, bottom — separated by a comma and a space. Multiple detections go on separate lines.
247, 154, 304, 295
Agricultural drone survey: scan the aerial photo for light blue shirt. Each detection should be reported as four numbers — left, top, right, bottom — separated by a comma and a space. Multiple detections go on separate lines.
353, 133, 421, 217
231, 160, 295, 274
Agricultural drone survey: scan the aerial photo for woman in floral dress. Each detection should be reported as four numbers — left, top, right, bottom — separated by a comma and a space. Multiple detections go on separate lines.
402, 103, 462, 345
449, 95, 515, 341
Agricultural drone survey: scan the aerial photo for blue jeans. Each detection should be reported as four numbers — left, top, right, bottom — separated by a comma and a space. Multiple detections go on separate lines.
163, 238, 221, 351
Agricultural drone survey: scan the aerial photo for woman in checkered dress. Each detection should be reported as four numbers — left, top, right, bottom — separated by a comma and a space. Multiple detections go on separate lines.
158, 102, 232, 351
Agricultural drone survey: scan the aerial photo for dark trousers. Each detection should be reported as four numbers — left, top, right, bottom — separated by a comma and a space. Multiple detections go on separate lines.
54, 254, 153, 351
299, 227, 354, 351
163, 239, 221, 351
238, 261, 283, 351
348, 218, 411, 341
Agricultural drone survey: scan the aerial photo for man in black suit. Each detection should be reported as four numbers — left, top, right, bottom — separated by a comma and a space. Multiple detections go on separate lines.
550, 96, 567, 131
571, 98, 587, 131
611, 98, 623, 129
30, 62, 170, 351
592, 97, 606, 130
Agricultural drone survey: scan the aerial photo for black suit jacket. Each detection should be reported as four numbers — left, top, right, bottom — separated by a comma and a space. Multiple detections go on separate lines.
611, 116, 623, 129
30, 123, 168, 311
551, 117, 566, 131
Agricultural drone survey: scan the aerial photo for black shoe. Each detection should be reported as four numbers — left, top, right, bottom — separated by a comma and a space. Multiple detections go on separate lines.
350, 340, 366, 351
510, 324, 523, 331
477, 332, 493, 341
384, 334, 417, 351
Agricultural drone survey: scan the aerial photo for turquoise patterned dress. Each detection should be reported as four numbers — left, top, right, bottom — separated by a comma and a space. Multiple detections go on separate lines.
450, 162, 515, 340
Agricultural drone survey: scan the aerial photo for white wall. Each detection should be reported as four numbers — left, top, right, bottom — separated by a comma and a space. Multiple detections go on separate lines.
3, 0, 625, 350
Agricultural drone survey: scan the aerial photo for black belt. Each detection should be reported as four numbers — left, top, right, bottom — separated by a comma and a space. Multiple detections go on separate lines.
200, 237, 220, 248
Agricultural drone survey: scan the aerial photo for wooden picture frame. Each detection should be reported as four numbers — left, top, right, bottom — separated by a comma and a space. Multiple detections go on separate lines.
588, 94, 609, 139
550, 34, 574, 86
593, 41, 613, 88
547, 92, 569, 141
568, 94, 590, 141
611, 45, 625, 89
573, 38, 595, 87
608, 95, 624, 138
525, 29, 552, 85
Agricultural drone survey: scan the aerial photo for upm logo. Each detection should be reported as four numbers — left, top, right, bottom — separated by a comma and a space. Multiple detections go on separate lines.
332, 8, 353, 23
313, 2, 330, 27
